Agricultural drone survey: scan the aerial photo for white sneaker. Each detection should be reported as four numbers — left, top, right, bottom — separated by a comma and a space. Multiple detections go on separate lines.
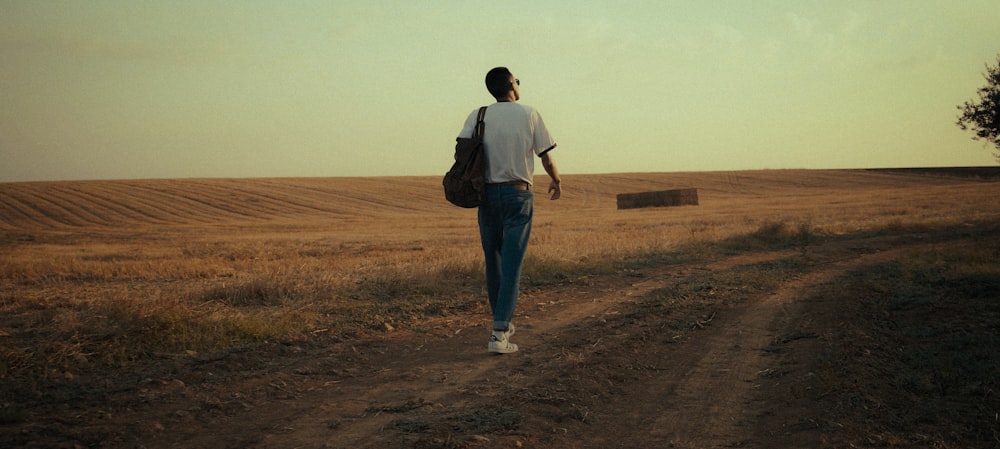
488, 332, 518, 354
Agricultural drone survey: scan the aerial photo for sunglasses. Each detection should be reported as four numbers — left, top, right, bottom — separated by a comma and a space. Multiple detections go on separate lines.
514, 79, 520, 86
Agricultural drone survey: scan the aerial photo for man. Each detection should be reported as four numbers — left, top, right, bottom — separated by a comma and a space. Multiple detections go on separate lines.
456, 67, 562, 354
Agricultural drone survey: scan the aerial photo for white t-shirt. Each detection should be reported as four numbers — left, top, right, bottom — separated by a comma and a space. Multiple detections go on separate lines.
458, 102, 556, 185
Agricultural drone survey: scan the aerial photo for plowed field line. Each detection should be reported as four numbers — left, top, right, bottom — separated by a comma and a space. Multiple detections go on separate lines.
119, 183, 255, 224
253, 178, 441, 217
185, 180, 341, 218
249, 179, 379, 216
95, 182, 212, 225
181, 180, 296, 218
47, 185, 139, 226
0, 191, 44, 229
1, 186, 95, 227
110, 183, 226, 224
165, 181, 275, 220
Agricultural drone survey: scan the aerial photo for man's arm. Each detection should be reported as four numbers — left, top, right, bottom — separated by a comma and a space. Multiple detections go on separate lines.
540, 151, 561, 200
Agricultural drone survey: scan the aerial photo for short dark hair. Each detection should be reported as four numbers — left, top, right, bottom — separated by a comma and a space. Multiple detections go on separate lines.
485, 67, 513, 99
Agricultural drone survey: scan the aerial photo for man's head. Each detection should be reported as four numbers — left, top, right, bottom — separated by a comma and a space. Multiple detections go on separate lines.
485, 67, 520, 101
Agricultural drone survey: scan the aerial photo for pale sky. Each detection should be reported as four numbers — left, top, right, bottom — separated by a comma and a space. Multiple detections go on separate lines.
2, 1, 999, 182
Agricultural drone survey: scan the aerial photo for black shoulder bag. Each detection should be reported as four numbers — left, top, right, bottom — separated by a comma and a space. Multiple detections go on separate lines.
443, 106, 488, 208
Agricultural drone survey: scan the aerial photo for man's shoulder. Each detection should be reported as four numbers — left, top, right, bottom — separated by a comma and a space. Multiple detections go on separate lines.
521, 103, 541, 115
490, 102, 540, 116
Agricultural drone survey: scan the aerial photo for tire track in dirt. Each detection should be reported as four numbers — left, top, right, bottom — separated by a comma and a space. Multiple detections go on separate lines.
619, 244, 923, 448
620, 264, 840, 447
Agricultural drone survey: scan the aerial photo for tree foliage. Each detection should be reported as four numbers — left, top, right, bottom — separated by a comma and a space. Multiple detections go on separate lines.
956, 54, 1000, 161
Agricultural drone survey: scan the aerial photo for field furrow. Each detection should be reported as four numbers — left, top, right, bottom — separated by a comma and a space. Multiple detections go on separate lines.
117, 182, 262, 224
47, 184, 141, 226
77, 182, 183, 225
245, 179, 399, 216
225, 179, 368, 217
1, 186, 98, 227
181, 179, 318, 219
111, 182, 234, 225
0, 191, 48, 230
157, 181, 268, 220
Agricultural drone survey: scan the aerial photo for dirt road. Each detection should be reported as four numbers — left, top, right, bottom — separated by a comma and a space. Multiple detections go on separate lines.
7, 224, 997, 449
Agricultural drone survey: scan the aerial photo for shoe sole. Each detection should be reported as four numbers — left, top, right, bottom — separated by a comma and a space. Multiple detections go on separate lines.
489, 346, 518, 354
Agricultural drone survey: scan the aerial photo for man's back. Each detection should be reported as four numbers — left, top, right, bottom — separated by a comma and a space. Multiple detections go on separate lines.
459, 102, 555, 185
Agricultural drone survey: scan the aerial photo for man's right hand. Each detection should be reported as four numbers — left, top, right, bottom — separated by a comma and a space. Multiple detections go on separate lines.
548, 180, 561, 200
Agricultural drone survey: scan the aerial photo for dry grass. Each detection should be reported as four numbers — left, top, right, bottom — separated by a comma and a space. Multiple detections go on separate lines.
1, 170, 999, 378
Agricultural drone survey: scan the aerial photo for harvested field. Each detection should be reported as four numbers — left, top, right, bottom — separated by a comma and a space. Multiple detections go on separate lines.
1, 169, 999, 448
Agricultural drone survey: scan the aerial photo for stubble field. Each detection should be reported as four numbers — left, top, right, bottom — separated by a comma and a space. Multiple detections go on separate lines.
1, 169, 999, 448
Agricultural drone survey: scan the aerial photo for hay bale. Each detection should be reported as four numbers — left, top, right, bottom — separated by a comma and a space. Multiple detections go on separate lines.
616, 188, 698, 210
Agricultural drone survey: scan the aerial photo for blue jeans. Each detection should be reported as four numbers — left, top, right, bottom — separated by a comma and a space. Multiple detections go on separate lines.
478, 184, 533, 331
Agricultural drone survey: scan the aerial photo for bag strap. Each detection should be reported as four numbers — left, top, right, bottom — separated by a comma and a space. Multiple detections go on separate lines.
473, 106, 487, 139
